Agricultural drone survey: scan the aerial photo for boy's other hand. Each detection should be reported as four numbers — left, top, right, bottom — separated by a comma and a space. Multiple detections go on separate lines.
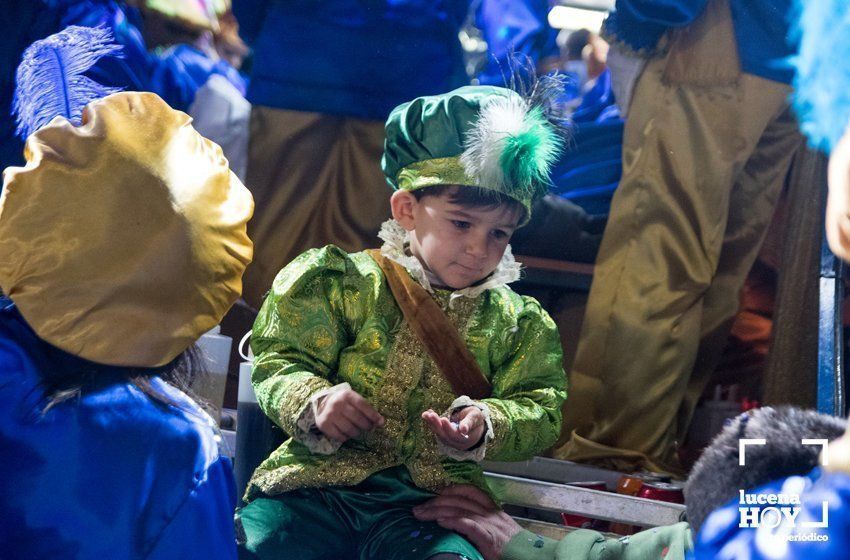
422, 406, 486, 451
315, 387, 385, 443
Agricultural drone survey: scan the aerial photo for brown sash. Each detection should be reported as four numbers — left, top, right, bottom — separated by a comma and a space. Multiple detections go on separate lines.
367, 249, 492, 399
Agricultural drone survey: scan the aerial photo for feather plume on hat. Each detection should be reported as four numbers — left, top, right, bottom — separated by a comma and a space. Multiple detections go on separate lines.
461, 60, 569, 200
1, 25, 254, 368
13, 25, 123, 139
382, 60, 570, 223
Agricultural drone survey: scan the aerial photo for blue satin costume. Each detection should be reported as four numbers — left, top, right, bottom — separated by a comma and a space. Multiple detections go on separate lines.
0, 299, 238, 559
551, 68, 624, 217
233, 0, 555, 121
693, 469, 850, 559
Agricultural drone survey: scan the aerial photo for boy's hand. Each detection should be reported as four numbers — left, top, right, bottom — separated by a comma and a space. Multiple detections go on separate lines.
422, 406, 486, 451
315, 387, 384, 443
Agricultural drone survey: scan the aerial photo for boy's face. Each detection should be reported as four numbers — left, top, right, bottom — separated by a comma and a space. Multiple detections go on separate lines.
391, 188, 521, 290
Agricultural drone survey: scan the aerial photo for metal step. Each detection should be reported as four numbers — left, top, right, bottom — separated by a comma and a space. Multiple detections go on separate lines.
485, 472, 687, 527
482, 456, 627, 490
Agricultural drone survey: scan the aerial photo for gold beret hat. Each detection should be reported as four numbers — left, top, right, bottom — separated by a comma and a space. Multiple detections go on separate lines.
0, 92, 253, 367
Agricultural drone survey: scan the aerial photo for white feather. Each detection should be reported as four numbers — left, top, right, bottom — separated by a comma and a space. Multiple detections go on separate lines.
460, 95, 529, 190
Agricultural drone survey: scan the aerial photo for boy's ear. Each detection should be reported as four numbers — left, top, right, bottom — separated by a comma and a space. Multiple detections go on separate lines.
390, 190, 417, 231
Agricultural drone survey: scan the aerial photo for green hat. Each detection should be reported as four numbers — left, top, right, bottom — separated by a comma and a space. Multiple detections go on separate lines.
382, 85, 565, 223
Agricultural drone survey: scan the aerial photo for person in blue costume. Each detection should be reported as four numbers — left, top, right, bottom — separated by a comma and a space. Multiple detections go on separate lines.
0, 27, 254, 559
691, 413, 850, 559
554, 0, 805, 476
55, 0, 246, 111
231, 0, 557, 308
152, 41, 246, 111
0, 0, 244, 173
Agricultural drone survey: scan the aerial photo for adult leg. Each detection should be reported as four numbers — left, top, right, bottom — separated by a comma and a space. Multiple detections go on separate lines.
241, 107, 390, 308
676, 103, 802, 443
554, 9, 795, 473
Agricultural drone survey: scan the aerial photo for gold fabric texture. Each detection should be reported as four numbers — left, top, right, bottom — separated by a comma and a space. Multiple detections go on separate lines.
396, 156, 476, 192
247, 246, 566, 500
395, 156, 532, 225
0, 92, 254, 367
241, 106, 391, 309
554, 2, 802, 475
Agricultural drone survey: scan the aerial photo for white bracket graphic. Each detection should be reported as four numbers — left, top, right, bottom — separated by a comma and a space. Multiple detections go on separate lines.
802, 439, 829, 466
739, 439, 766, 466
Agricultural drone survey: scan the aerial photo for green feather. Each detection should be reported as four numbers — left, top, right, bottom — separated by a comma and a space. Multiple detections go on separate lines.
498, 106, 561, 198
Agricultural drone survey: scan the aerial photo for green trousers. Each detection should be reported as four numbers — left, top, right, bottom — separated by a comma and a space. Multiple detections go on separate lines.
235, 466, 483, 560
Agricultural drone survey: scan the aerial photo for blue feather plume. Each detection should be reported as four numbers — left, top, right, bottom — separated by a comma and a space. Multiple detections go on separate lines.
13, 25, 123, 139
792, 0, 850, 154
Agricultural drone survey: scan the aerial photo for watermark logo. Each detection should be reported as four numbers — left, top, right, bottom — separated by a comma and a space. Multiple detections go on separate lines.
737, 439, 829, 541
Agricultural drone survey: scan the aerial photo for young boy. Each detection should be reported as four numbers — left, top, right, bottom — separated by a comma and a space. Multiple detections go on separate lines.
237, 84, 568, 560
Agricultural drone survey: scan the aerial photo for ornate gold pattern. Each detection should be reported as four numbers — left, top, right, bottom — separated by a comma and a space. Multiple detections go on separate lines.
245, 247, 566, 501
396, 156, 476, 192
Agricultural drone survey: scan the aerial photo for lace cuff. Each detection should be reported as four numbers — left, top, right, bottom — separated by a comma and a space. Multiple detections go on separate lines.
437, 395, 494, 462
293, 382, 351, 455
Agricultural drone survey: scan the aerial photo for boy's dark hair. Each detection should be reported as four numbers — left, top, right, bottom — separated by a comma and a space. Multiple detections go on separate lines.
412, 185, 526, 223
684, 406, 846, 533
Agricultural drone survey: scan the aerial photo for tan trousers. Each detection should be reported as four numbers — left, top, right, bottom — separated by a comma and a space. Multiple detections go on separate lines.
553, 0, 802, 474
241, 107, 391, 308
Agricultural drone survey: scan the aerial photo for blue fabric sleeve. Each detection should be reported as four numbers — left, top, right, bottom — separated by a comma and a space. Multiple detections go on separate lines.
615, 0, 708, 26
792, 0, 850, 153
144, 457, 238, 560
476, 0, 557, 86
606, 0, 708, 51
232, 0, 274, 46
150, 45, 247, 111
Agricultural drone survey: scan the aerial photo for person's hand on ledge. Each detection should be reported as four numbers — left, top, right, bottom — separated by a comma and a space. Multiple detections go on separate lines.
827, 127, 850, 262
413, 484, 522, 560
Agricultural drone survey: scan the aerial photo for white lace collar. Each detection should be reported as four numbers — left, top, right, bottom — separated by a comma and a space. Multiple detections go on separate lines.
377, 219, 521, 299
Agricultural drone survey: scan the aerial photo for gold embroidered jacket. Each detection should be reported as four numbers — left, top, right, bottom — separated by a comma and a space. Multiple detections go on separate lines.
246, 246, 566, 500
